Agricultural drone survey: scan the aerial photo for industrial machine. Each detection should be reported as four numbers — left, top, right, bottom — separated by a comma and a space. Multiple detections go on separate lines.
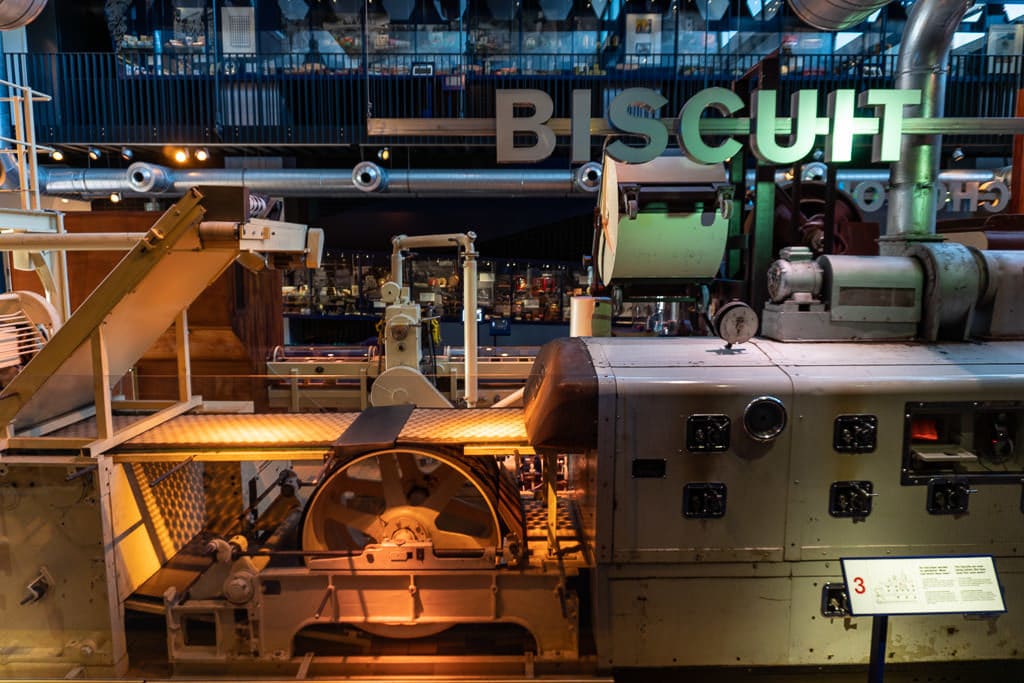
2, 173, 1023, 679
4, 0, 1024, 669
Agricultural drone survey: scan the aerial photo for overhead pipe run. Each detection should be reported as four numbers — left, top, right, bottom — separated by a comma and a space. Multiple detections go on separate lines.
41, 163, 603, 200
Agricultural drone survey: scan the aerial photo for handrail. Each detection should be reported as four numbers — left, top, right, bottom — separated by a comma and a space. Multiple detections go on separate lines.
5, 51, 1021, 148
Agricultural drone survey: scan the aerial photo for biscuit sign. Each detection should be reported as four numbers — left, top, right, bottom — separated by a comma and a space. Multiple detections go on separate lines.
496, 86, 922, 165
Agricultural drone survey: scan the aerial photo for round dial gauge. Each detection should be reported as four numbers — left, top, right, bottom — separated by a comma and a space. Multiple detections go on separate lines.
743, 396, 787, 442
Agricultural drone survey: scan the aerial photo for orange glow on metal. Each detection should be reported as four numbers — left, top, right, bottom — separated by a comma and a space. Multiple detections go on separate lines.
911, 418, 940, 441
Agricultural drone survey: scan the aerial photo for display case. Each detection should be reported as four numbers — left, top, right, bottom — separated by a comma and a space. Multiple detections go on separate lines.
284, 253, 587, 328
282, 251, 390, 317
408, 257, 584, 323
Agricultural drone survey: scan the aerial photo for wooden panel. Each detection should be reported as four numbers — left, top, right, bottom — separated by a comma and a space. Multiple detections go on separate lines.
10, 210, 284, 410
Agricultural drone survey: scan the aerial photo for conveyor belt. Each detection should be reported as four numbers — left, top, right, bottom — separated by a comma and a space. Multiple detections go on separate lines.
41, 407, 531, 459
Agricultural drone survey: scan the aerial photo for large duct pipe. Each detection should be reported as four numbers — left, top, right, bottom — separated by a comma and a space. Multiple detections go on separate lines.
886, 0, 973, 238
0, 0, 47, 29
42, 163, 603, 199
787, 0, 889, 30
38, 167, 132, 196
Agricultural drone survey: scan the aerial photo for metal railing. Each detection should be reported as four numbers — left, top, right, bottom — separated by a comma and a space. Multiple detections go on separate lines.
3, 51, 1022, 148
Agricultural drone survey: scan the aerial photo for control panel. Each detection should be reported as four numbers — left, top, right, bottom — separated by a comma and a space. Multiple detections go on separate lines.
828, 481, 874, 519
686, 414, 731, 452
833, 414, 877, 453
926, 478, 973, 515
683, 482, 727, 518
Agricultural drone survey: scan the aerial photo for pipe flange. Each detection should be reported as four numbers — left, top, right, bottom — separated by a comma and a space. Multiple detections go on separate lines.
126, 162, 174, 194
573, 162, 602, 193
352, 161, 386, 192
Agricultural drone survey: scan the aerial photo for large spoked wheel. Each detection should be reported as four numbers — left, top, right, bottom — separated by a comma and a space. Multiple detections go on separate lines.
302, 447, 501, 559
301, 448, 505, 639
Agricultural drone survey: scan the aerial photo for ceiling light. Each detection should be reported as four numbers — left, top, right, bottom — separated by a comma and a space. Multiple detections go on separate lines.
951, 147, 965, 162
120, 147, 134, 161
194, 147, 210, 162
377, 147, 390, 162
49, 149, 64, 162
173, 148, 189, 164
87, 147, 101, 160
109, 191, 122, 203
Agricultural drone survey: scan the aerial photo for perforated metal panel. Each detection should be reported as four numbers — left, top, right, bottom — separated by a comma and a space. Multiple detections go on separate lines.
125, 413, 357, 448
398, 408, 527, 443
134, 461, 206, 549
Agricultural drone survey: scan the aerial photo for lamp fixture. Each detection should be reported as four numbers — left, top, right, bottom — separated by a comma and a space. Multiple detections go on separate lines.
120, 147, 134, 161
194, 147, 210, 162
49, 149, 64, 162
377, 147, 390, 162
87, 147, 102, 161
109, 191, 122, 203
173, 148, 189, 164
951, 147, 965, 162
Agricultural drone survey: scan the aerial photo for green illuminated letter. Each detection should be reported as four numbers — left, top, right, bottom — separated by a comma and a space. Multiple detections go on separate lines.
860, 89, 922, 163
606, 87, 669, 164
826, 89, 880, 163
750, 90, 828, 165
678, 87, 745, 164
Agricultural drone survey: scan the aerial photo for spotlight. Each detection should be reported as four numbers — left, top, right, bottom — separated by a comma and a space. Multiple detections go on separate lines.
377, 147, 390, 162
109, 191, 122, 203
173, 148, 189, 164
87, 147, 102, 161
194, 147, 210, 162
49, 149, 64, 162
120, 147, 134, 161
951, 147, 965, 163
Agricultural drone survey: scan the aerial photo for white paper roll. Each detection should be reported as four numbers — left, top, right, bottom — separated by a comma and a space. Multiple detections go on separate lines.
598, 154, 729, 282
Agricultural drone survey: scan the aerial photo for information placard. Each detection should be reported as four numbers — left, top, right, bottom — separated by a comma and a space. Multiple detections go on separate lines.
841, 556, 1005, 616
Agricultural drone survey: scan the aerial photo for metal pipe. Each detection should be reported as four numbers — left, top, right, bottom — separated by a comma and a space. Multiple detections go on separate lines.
787, 0, 889, 30
42, 163, 601, 199
462, 236, 478, 408
0, 232, 144, 250
745, 168, 1004, 187
886, 0, 973, 237
38, 167, 129, 196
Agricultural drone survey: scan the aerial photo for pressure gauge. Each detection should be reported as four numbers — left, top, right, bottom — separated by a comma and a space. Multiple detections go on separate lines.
714, 301, 758, 346
743, 396, 787, 442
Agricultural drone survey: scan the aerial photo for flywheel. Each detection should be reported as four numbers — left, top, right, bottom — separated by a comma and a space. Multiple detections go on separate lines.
301, 447, 521, 569
300, 447, 523, 639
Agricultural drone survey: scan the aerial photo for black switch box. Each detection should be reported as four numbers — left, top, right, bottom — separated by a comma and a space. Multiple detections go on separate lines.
687, 414, 731, 452
683, 482, 727, 518
829, 481, 874, 518
833, 414, 878, 453
927, 479, 971, 515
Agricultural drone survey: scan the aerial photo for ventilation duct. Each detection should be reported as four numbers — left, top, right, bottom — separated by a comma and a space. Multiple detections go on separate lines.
787, 0, 889, 29
886, 0, 974, 237
0, 0, 47, 29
